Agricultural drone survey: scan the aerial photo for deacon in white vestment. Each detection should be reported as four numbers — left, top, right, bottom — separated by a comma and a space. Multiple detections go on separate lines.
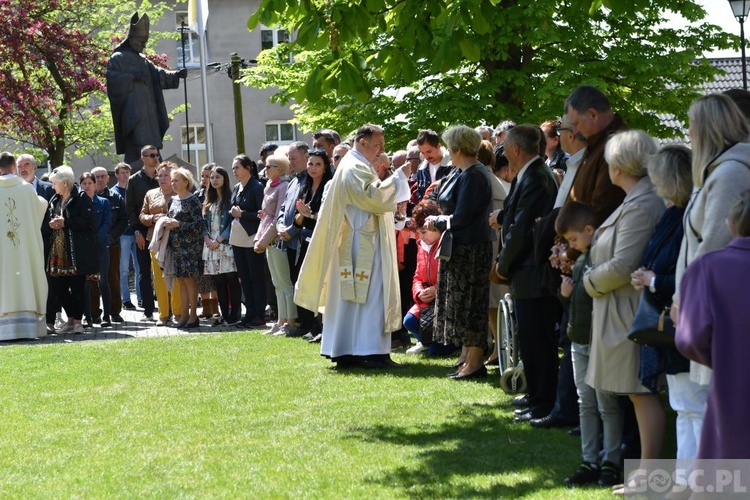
295, 125, 411, 367
0, 152, 48, 340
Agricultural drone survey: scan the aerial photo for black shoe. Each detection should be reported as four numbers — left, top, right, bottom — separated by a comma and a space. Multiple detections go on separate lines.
111, 314, 124, 323
597, 461, 621, 487
123, 301, 136, 311
137, 300, 143, 309
182, 319, 200, 329
513, 407, 531, 417
285, 326, 306, 338
83, 317, 93, 328
530, 414, 578, 429
212, 317, 227, 327
100, 317, 112, 328
568, 426, 581, 437
513, 412, 535, 423
450, 365, 488, 380
360, 356, 405, 369
92, 316, 102, 324
512, 394, 529, 407
564, 462, 600, 486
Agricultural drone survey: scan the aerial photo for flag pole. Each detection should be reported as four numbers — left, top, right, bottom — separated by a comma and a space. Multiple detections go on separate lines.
180, 20, 191, 165
199, 28, 213, 164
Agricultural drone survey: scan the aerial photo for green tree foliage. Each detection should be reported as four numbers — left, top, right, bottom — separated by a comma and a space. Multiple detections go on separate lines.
0, 0, 171, 167
244, 0, 734, 148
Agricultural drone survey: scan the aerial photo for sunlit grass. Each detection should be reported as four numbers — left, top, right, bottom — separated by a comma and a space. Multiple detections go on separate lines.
0, 333, 612, 498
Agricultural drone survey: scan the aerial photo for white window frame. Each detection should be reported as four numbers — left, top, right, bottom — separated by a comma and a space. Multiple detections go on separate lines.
175, 11, 201, 68
181, 123, 208, 167
265, 120, 296, 145
260, 25, 292, 62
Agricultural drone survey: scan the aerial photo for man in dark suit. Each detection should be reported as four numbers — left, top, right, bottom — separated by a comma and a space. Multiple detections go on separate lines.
17, 154, 58, 332
17, 154, 54, 201
494, 125, 561, 422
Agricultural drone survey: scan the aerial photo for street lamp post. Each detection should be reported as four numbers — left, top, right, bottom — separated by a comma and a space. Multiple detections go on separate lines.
729, 0, 750, 90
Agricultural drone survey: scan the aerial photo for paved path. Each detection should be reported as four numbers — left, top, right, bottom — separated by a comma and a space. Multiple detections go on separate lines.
2, 308, 266, 346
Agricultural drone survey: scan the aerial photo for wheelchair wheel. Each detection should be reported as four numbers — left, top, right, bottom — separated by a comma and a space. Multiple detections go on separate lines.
498, 300, 513, 373
499, 367, 527, 394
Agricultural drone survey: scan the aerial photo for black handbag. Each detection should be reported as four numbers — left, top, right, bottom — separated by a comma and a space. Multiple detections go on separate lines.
437, 218, 452, 261
418, 306, 435, 344
627, 293, 675, 348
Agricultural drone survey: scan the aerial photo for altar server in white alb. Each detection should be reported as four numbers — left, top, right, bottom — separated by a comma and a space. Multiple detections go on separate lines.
295, 124, 412, 369
0, 151, 48, 340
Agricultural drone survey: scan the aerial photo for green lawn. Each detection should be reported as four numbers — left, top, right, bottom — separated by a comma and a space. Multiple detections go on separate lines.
0, 332, 612, 498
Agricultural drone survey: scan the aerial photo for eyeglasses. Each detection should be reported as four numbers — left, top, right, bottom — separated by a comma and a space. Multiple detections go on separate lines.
94, 174, 109, 179
333, 155, 342, 161
266, 163, 280, 169
407, 157, 420, 161
142, 153, 158, 158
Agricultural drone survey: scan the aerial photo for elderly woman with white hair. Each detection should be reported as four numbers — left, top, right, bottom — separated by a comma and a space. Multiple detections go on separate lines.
424, 125, 493, 380
581, 130, 665, 484
44, 166, 98, 334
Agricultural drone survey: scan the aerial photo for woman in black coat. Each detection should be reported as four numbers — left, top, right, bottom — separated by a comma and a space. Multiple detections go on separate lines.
45, 166, 97, 334
230, 155, 267, 328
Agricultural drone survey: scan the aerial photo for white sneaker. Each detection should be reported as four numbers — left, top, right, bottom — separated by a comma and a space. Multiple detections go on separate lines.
58, 321, 76, 333
263, 324, 282, 335
275, 323, 292, 336
54, 312, 65, 330
406, 342, 428, 355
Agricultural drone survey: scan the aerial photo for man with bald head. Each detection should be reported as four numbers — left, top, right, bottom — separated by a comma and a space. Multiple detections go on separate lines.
17, 154, 53, 200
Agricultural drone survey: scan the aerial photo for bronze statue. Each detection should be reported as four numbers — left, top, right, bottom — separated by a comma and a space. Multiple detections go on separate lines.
106, 13, 186, 168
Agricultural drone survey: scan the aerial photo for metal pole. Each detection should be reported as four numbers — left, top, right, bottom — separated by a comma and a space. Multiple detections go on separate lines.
742, 17, 748, 91
199, 31, 213, 164
180, 21, 191, 164
231, 53, 246, 155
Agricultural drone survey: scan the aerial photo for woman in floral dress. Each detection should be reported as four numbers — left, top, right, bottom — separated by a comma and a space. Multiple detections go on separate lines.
165, 167, 206, 328
202, 166, 241, 326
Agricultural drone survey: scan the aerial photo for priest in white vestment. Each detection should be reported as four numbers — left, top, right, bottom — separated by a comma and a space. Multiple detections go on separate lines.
295, 124, 412, 368
0, 152, 48, 340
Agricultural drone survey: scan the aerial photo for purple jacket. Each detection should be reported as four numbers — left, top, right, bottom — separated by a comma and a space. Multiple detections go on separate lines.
676, 237, 750, 459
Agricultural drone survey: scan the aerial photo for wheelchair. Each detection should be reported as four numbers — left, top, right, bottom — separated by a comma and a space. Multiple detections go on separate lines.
496, 293, 527, 394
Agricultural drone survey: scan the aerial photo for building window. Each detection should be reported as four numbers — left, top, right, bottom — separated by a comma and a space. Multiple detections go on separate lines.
265, 121, 295, 144
260, 26, 290, 50
260, 25, 292, 62
181, 124, 208, 167
176, 11, 201, 67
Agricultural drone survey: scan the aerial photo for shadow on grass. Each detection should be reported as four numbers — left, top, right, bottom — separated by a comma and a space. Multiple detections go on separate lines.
345, 402, 581, 498
326, 361, 505, 385
0, 331, 136, 347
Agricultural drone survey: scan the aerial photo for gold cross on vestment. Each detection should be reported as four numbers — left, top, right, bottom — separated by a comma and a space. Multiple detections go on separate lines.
341, 269, 352, 279
355, 271, 369, 281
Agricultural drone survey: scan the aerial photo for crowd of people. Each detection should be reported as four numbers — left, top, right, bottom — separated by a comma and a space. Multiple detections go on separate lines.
2, 84, 750, 492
